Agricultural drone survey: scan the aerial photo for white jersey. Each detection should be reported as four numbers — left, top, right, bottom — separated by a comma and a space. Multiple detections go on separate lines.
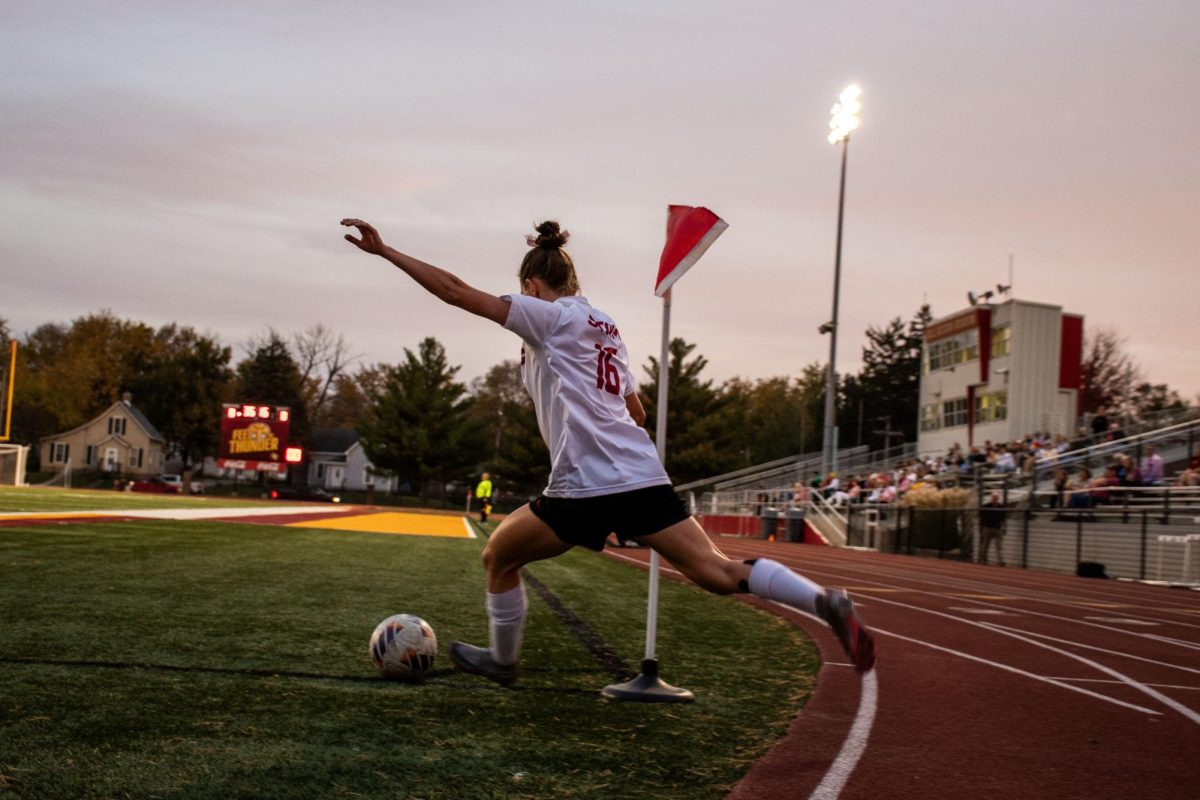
502, 293, 669, 498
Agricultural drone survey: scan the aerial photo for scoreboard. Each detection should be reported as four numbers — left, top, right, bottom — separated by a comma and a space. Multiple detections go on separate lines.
217, 403, 302, 473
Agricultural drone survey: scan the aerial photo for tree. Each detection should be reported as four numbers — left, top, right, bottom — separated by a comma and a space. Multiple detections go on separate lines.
235, 329, 310, 445
291, 324, 358, 429
322, 367, 385, 431
843, 304, 930, 448
640, 338, 740, 483
723, 375, 816, 466
1131, 382, 1187, 418
1079, 328, 1140, 419
467, 360, 549, 495
128, 325, 234, 470
358, 337, 483, 497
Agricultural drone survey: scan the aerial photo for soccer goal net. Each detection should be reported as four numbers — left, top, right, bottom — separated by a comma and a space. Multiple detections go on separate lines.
0, 443, 29, 487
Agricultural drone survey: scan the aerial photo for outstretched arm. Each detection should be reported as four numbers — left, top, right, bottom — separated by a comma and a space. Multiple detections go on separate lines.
341, 218, 510, 325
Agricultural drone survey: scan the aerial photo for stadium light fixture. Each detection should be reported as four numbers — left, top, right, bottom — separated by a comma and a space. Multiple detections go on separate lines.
828, 84, 862, 144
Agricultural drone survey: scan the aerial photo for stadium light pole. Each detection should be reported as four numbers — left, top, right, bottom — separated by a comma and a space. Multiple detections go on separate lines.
821, 84, 861, 479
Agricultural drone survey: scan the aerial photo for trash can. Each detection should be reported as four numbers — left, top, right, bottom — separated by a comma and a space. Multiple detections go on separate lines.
759, 508, 779, 540
785, 508, 806, 542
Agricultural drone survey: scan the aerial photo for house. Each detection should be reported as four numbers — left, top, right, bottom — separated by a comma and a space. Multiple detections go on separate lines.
39, 393, 167, 476
307, 427, 397, 492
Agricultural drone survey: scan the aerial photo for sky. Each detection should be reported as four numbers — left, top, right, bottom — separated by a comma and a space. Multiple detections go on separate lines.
2, 1, 1197, 401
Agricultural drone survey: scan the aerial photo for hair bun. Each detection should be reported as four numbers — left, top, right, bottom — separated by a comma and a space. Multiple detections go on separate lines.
534, 220, 569, 250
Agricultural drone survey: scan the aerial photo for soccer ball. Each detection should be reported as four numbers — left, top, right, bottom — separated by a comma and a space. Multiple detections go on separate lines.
369, 614, 438, 681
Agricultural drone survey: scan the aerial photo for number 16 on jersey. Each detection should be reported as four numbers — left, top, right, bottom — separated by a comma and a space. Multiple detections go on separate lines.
594, 344, 620, 396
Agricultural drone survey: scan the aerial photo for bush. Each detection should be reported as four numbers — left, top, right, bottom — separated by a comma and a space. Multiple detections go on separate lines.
900, 487, 973, 553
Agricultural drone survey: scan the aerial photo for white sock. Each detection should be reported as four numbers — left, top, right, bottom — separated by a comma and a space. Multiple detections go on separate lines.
486, 584, 527, 666
747, 559, 825, 617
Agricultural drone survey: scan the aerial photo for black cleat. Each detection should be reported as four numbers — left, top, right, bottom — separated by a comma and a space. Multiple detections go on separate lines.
448, 641, 518, 687
821, 589, 877, 673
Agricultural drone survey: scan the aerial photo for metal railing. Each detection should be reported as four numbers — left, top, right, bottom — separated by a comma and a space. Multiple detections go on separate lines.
840, 500, 1200, 584
805, 490, 847, 546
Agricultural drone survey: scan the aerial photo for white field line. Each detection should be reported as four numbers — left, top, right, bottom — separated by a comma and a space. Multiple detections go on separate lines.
872, 626, 1159, 716
462, 517, 477, 539
121, 506, 355, 520
0, 506, 356, 521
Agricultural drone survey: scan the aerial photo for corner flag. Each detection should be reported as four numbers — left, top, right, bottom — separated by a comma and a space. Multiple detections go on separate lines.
604, 204, 727, 704
654, 206, 728, 298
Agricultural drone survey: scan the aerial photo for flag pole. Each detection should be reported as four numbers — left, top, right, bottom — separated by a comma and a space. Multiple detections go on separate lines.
602, 204, 724, 703
602, 286, 694, 703
646, 286, 671, 659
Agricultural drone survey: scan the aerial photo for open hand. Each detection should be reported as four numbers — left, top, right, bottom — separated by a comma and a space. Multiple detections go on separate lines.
341, 218, 386, 255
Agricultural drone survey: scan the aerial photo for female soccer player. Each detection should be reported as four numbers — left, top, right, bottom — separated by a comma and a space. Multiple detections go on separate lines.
341, 218, 875, 684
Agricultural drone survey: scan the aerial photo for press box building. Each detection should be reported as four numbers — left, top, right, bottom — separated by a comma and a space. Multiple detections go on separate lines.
917, 297, 1084, 455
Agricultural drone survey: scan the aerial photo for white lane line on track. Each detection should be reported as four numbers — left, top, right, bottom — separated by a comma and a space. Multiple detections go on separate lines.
737, 551, 1200, 627
1047, 678, 1200, 691
871, 626, 1159, 716
604, 550, 878, 800
978, 620, 1200, 676
773, 560, 1200, 651
973, 621, 1200, 725
808, 669, 877, 800
861, 593, 1194, 721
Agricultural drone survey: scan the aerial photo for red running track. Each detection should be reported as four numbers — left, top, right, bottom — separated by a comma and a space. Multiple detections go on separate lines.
605, 537, 1200, 800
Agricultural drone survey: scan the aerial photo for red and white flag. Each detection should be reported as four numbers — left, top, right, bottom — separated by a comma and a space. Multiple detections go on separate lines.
654, 205, 728, 298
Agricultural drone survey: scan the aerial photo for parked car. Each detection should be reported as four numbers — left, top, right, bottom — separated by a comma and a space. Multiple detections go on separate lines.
160, 474, 204, 494
269, 485, 341, 503
129, 477, 182, 494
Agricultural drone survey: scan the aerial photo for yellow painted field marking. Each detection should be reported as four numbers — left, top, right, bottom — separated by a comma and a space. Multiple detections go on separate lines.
288, 511, 475, 538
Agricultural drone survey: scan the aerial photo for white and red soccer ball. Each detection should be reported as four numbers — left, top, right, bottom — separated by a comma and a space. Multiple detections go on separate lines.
369, 614, 437, 681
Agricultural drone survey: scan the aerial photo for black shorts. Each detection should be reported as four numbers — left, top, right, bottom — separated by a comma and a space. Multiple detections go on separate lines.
529, 484, 691, 552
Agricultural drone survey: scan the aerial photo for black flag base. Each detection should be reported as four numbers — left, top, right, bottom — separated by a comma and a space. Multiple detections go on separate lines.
601, 658, 695, 703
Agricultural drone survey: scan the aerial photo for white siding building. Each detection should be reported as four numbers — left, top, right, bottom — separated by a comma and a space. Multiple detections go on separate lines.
917, 298, 1083, 455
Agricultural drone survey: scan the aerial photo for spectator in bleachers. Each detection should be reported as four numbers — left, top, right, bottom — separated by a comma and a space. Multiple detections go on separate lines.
1067, 467, 1094, 509
1091, 408, 1109, 439
993, 447, 1016, 474
1116, 454, 1141, 487
1176, 455, 1200, 487
1090, 465, 1120, 504
1049, 468, 1069, 509
1141, 445, 1165, 486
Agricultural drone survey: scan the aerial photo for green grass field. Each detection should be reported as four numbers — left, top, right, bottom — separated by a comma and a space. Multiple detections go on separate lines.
0, 488, 818, 799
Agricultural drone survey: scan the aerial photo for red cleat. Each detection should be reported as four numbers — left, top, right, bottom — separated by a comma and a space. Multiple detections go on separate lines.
822, 589, 877, 673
